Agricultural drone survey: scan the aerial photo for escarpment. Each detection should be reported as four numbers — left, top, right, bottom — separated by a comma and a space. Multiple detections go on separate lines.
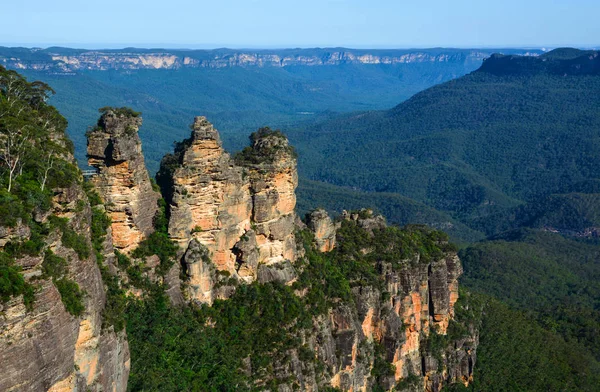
158, 118, 298, 303
264, 211, 476, 392
155, 116, 477, 391
1, 70, 477, 392
0, 85, 130, 391
0, 184, 130, 392
87, 108, 160, 254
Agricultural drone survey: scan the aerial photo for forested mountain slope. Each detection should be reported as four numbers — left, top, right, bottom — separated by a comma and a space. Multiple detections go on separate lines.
1, 46, 539, 171
291, 48, 600, 226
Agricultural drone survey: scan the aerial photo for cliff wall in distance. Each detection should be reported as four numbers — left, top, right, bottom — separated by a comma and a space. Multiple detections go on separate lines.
0, 47, 542, 72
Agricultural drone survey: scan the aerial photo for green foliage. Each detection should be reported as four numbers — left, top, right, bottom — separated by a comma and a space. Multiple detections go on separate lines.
130, 231, 177, 276
0, 252, 35, 308
465, 296, 600, 392
288, 51, 600, 235
126, 283, 312, 391
294, 221, 455, 317
42, 249, 85, 316
115, 250, 132, 269
0, 189, 27, 227
234, 127, 296, 165
395, 373, 422, 391
0, 66, 84, 309
54, 278, 85, 317
41, 249, 68, 278
293, 230, 353, 314
123, 220, 457, 390
371, 343, 395, 383
48, 215, 90, 259
153, 198, 169, 234
83, 180, 103, 206
460, 229, 600, 360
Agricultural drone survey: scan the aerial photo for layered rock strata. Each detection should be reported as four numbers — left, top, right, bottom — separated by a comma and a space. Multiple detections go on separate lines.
271, 211, 476, 392
306, 208, 338, 252
0, 174, 129, 392
161, 118, 297, 303
0, 48, 541, 72
87, 109, 159, 253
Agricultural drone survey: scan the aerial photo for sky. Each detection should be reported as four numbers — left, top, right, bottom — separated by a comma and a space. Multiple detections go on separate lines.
1, 0, 599, 49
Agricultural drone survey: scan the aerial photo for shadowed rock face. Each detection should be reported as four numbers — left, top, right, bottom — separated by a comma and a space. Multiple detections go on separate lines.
0, 174, 129, 392
87, 109, 159, 254
161, 118, 298, 303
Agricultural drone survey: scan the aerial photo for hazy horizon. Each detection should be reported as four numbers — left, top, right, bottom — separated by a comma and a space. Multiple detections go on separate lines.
3, 0, 600, 49
1, 43, 598, 51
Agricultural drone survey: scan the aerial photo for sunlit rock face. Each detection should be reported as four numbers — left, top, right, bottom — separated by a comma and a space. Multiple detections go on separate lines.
305, 212, 474, 392
306, 208, 337, 252
87, 109, 159, 254
161, 118, 298, 303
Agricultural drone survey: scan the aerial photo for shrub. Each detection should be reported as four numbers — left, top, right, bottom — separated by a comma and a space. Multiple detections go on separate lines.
0, 252, 35, 308
54, 278, 85, 316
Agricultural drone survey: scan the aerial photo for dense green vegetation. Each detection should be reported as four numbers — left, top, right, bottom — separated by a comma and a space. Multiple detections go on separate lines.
446, 295, 600, 392
4, 47, 526, 171
125, 220, 456, 391
289, 49, 600, 231
297, 178, 483, 244
4, 50, 600, 391
460, 230, 600, 360
0, 64, 86, 312
126, 283, 310, 391
234, 126, 297, 165
0, 252, 34, 308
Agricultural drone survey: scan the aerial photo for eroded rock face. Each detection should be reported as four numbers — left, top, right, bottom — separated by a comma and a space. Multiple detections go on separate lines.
306, 208, 337, 252
166, 117, 253, 274
161, 118, 298, 303
0, 183, 129, 392
267, 213, 477, 392
244, 130, 298, 267
87, 109, 159, 253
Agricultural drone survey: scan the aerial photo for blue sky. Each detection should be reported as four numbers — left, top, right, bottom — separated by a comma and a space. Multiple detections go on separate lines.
1, 0, 598, 49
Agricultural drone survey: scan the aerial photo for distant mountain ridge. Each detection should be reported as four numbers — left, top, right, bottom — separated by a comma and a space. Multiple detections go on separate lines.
479, 47, 600, 76
0, 46, 542, 71
289, 47, 600, 241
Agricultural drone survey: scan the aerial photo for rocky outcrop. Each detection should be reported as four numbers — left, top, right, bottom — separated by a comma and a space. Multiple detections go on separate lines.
0, 183, 129, 392
87, 108, 160, 253
306, 208, 337, 252
161, 118, 298, 303
244, 128, 298, 267
274, 212, 477, 392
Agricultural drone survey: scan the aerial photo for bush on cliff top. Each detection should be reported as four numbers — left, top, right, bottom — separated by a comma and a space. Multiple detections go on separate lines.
234, 126, 297, 165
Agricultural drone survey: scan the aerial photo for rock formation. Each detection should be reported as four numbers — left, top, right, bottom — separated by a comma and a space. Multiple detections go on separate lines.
306, 208, 337, 252
268, 211, 476, 392
158, 119, 476, 390
87, 108, 159, 254
0, 164, 129, 392
160, 118, 298, 303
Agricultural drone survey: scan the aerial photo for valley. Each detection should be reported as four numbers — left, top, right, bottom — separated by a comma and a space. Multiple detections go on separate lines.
1, 46, 600, 392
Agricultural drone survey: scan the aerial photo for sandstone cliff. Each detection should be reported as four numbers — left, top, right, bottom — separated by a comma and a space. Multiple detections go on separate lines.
157, 117, 477, 391
0, 156, 129, 392
87, 108, 160, 254
159, 118, 298, 303
277, 210, 476, 392
0, 48, 542, 72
